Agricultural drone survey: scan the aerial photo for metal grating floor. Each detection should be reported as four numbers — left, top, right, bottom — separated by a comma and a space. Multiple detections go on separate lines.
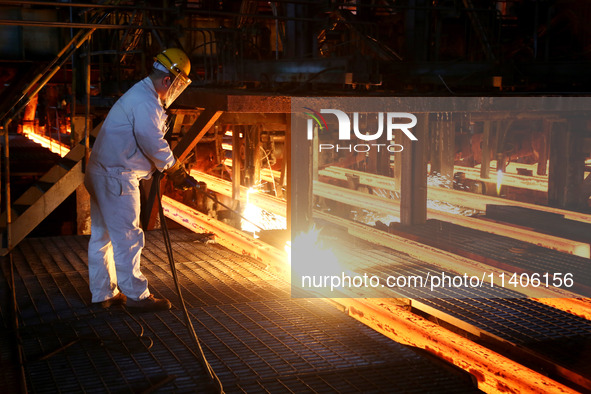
0, 229, 480, 393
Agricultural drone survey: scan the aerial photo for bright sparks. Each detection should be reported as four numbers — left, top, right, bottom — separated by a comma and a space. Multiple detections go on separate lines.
290, 225, 352, 293
291, 225, 341, 273
496, 169, 503, 195
241, 188, 261, 236
240, 187, 287, 235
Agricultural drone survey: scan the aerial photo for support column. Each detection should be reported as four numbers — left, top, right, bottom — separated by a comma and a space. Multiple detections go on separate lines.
286, 115, 291, 231
285, 3, 311, 58
289, 114, 312, 236
392, 129, 403, 191
404, 0, 430, 62
232, 125, 242, 209
431, 114, 455, 185
312, 124, 319, 181
480, 120, 491, 179
496, 119, 512, 173
365, 114, 389, 175
376, 132, 391, 176
401, 113, 428, 225
548, 119, 586, 210
244, 124, 262, 187
537, 119, 551, 176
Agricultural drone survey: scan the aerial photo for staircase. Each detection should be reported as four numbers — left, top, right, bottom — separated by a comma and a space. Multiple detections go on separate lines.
0, 125, 99, 255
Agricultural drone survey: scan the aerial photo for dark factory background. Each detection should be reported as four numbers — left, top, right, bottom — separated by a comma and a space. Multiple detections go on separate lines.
0, 1, 590, 393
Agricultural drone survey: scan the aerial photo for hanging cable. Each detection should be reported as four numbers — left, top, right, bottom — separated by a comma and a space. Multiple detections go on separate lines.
154, 172, 224, 394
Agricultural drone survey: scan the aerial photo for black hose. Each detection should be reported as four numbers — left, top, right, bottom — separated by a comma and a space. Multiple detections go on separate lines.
155, 172, 224, 394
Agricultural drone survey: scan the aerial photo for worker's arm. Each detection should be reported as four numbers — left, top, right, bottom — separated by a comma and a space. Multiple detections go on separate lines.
132, 100, 175, 172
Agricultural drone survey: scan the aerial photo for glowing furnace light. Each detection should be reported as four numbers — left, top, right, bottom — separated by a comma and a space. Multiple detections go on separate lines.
284, 241, 291, 265
22, 125, 70, 157
241, 188, 261, 237
290, 225, 355, 296
238, 186, 287, 233
496, 169, 504, 195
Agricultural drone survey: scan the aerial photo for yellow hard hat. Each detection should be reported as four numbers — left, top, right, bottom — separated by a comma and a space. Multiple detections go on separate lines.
154, 48, 191, 79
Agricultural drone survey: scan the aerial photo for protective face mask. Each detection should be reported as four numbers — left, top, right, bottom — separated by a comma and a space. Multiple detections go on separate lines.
163, 73, 191, 109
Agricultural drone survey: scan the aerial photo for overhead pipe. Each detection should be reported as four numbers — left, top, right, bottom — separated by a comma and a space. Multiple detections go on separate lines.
0, 19, 179, 29
0, 0, 174, 12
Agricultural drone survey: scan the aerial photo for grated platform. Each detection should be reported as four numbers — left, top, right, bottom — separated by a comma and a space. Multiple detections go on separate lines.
0, 229, 480, 393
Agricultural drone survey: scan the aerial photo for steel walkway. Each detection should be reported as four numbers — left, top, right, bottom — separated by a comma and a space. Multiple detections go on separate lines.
0, 229, 479, 393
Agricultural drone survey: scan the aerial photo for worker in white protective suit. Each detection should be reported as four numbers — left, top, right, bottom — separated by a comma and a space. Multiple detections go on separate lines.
84, 48, 196, 311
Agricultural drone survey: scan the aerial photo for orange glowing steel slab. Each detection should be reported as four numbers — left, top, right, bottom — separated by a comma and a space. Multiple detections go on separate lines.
161, 195, 288, 277
190, 170, 286, 217
455, 165, 548, 192
427, 187, 591, 223
334, 297, 578, 394
223, 158, 282, 183
321, 165, 591, 223
313, 181, 590, 258
23, 132, 70, 157
427, 210, 590, 258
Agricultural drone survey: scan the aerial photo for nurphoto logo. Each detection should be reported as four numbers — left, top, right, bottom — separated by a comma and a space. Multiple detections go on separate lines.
304, 108, 418, 152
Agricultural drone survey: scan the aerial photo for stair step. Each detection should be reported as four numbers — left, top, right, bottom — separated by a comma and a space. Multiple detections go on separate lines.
35, 181, 54, 193
0, 121, 103, 255
12, 204, 30, 216
59, 158, 79, 170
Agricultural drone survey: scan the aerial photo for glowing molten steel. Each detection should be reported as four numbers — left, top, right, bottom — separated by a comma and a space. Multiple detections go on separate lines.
241, 188, 261, 236
239, 187, 286, 234
290, 225, 366, 297
22, 125, 70, 157
291, 226, 340, 273
496, 169, 503, 195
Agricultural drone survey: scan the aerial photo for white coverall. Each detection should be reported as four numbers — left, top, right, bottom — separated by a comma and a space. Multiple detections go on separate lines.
84, 77, 175, 303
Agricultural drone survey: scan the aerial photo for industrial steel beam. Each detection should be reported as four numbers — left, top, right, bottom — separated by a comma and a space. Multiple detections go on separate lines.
161, 196, 288, 278
455, 165, 549, 192
313, 178, 590, 257
173, 108, 224, 162
400, 113, 427, 225
321, 166, 591, 229
0, 1, 173, 11
0, 19, 180, 30
223, 159, 281, 185
190, 171, 286, 218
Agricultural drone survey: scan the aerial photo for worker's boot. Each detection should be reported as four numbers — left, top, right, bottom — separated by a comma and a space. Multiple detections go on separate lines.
93, 292, 127, 308
126, 294, 171, 312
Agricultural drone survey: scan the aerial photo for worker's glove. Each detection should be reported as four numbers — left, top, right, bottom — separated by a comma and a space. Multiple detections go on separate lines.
193, 180, 208, 191
165, 159, 195, 191
184, 177, 207, 191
